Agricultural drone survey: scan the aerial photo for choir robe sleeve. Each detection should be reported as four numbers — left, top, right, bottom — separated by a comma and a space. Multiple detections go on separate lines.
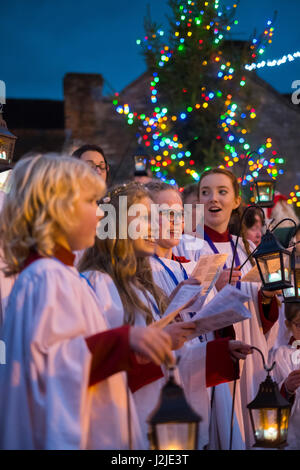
206, 338, 239, 387
85, 325, 132, 386
257, 290, 279, 335
85, 326, 164, 389
85, 270, 164, 392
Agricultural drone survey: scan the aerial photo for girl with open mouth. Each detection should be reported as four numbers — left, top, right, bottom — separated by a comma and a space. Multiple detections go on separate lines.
194, 168, 281, 449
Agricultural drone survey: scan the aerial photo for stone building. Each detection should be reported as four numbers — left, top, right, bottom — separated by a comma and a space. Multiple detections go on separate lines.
4, 70, 300, 193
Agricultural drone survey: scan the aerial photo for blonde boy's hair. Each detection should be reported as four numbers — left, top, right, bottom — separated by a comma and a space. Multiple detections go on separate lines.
0, 153, 105, 275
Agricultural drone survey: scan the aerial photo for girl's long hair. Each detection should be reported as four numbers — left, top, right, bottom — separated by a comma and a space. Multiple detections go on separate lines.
0, 153, 105, 275
79, 182, 168, 325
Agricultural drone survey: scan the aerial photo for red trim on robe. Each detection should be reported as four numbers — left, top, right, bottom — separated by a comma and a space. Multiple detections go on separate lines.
206, 338, 239, 388
257, 290, 279, 335
127, 355, 164, 393
22, 252, 44, 271
21, 245, 75, 271
214, 325, 236, 341
86, 325, 133, 386
85, 325, 164, 389
171, 254, 191, 263
53, 245, 75, 266
204, 225, 231, 242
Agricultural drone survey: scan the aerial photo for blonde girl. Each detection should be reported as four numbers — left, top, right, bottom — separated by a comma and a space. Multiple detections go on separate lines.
0, 154, 173, 450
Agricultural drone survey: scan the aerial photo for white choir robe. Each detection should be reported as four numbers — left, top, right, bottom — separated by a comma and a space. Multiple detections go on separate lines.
84, 270, 213, 449
0, 258, 144, 450
173, 233, 205, 261
269, 297, 289, 360
0, 190, 5, 208
150, 255, 245, 450
173, 234, 279, 448
273, 345, 300, 449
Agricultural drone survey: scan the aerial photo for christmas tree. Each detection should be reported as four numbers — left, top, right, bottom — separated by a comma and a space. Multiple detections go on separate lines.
114, 0, 285, 191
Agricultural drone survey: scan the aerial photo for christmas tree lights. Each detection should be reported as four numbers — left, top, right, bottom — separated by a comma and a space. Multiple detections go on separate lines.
113, 0, 286, 190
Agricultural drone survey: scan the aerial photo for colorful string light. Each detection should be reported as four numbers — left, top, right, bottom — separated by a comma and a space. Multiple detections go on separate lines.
245, 51, 300, 71
287, 185, 300, 208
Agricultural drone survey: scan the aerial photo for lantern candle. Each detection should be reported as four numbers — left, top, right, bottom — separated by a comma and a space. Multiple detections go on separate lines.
148, 367, 201, 450
264, 426, 278, 441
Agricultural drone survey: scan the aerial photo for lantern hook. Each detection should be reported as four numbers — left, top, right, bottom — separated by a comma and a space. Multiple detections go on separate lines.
250, 346, 276, 376
271, 218, 297, 232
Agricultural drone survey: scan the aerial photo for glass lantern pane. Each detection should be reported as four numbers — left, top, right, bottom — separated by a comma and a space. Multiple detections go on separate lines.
255, 182, 273, 203
0, 149, 7, 161
258, 254, 282, 284
282, 253, 292, 282
252, 408, 279, 443
279, 409, 290, 441
155, 422, 197, 450
134, 156, 147, 171
297, 270, 300, 297
284, 269, 300, 298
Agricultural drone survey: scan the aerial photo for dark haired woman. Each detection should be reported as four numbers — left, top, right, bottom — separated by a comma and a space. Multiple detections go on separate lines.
72, 144, 110, 183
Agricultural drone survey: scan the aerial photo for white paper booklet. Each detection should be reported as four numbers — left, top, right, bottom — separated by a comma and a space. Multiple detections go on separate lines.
153, 283, 203, 329
183, 284, 251, 339
190, 253, 229, 295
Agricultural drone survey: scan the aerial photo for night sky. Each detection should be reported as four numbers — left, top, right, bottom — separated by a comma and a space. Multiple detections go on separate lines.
1, 0, 300, 100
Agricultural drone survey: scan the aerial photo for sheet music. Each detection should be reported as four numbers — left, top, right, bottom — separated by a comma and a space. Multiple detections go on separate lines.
190, 253, 228, 294
183, 284, 251, 339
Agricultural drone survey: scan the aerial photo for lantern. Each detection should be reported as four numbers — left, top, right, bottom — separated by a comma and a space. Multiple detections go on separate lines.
253, 229, 293, 291
133, 145, 148, 176
147, 367, 201, 450
283, 248, 300, 302
247, 347, 290, 448
0, 112, 17, 171
253, 168, 275, 208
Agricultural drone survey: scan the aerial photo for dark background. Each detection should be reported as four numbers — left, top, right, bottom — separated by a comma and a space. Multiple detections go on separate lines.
1, 0, 300, 99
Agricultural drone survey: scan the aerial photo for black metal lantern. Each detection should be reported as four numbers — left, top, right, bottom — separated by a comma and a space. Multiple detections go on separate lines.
147, 367, 201, 450
0, 111, 17, 171
133, 145, 148, 176
247, 347, 291, 448
253, 229, 293, 291
253, 168, 276, 208
283, 247, 300, 303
